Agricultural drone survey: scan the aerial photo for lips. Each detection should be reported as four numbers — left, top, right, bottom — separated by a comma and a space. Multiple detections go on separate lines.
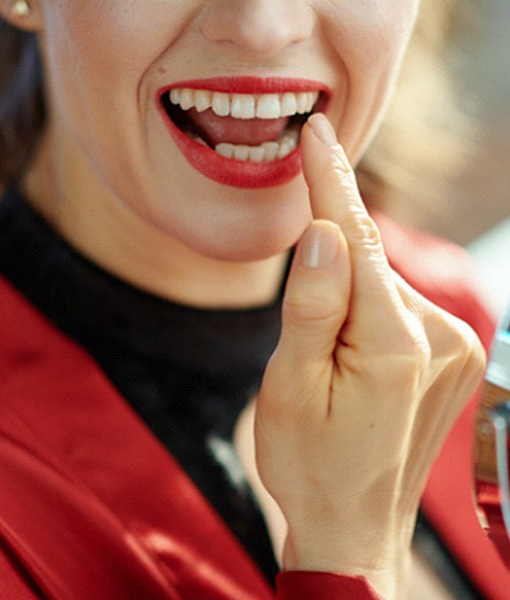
157, 77, 330, 189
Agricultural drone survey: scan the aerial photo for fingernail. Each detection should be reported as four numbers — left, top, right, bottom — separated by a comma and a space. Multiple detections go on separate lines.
307, 113, 337, 146
300, 223, 339, 269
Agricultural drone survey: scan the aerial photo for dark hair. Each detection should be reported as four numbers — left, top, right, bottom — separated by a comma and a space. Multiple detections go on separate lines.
0, 19, 44, 185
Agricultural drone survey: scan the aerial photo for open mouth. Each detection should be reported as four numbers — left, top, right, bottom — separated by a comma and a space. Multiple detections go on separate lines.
160, 87, 325, 163
156, 78, 329, 188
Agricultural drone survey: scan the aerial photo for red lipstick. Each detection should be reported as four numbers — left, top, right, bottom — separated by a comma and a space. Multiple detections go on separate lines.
156, 77, 330, 189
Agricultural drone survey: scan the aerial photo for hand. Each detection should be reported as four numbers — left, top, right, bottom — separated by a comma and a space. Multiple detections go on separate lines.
254, 114, 485, 598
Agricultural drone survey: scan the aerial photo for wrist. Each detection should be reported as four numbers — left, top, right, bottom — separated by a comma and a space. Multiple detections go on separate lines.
281, 519, 413, 599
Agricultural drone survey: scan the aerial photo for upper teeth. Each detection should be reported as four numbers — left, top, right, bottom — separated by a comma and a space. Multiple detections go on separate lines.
169, 88, 319, 120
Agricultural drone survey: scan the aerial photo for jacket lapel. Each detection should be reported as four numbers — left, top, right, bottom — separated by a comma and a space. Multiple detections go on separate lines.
0, 275, 271, 599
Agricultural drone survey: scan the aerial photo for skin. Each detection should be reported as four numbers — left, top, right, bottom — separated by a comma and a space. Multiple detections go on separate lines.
255, 118, 483, 597
3, 1, 486, 597
7, 0, 418, 305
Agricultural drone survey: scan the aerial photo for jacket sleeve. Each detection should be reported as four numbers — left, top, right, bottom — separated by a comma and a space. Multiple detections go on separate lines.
276, 571, 383, 599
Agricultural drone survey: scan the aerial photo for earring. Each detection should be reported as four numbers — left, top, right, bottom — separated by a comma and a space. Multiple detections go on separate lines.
10, 0, 31, 17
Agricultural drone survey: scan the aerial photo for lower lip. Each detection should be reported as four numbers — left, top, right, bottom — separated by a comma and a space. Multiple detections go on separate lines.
156, 100, 302, 190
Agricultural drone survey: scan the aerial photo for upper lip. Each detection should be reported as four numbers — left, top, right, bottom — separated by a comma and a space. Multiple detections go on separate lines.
157, 76, 331, 96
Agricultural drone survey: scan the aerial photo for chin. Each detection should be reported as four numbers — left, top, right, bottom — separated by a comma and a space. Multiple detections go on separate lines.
197, 223, 306, 263
181, 205, 309, 263
141, 165, 312, 263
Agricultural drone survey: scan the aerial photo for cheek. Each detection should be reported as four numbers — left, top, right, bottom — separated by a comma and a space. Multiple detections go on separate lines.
40, 1, 199, 189
42, 2, 187, 90
323, 1, 419, 73
41, 1, 201, 136
320, 1, 419, 158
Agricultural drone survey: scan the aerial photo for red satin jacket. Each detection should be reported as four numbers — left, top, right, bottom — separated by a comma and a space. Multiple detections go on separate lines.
0, 214, 505, 599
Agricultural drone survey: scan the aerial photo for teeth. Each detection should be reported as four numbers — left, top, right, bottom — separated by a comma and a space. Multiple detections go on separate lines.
169, 88, 319, 120
169, 88, 181, 105
212, 92, 230, 117
297, 92, 314, 114
169, 87, 313, 162
194, 90, 212, 113
231, 94, 256, 119
277, 136, 297, 159
179, 88, 195, 111
280, 92, 298, 117
256, 94, 281, 119
215, 133, 298, 162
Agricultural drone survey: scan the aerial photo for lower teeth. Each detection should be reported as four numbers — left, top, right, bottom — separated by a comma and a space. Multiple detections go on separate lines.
191, 132, 299, 162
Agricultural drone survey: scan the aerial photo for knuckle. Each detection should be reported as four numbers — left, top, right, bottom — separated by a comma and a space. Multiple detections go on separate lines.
429, 311, 486, 378
358, 324, 432, 390
371, 314, 432, 386
343, 210, 383, 251
385, 309, 432, 358
456, 322, 486, 375
408, 337, 432, 366
331, 151, 353, 179
447, 317, 482, 357
390, 341, 431, 386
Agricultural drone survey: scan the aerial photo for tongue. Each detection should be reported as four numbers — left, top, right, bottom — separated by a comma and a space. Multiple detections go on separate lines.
186, 108, 290, 147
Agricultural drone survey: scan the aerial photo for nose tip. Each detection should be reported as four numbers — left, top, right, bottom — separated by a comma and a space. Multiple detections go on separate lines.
198, 0, 313, 57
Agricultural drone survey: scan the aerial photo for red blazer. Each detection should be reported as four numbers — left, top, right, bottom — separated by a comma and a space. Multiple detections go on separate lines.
0, 215, 504, 599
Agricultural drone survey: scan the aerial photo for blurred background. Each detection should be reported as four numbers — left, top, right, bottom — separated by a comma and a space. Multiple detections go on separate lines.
397, 0, 510, 318
455, 0, 510, 318
451, 0, 510, 245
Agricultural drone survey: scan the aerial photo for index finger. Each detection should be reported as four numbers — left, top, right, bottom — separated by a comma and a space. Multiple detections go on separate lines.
300, 114, 404, 340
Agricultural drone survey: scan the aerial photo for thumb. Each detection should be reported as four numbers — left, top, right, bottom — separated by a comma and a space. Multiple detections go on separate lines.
276, 219, 351, 367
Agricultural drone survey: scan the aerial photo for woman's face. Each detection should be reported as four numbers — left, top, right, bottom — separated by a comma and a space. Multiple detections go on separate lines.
35, 0, 419, 261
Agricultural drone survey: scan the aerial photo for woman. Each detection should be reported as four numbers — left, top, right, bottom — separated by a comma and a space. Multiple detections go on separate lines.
0, 0, 499, 598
